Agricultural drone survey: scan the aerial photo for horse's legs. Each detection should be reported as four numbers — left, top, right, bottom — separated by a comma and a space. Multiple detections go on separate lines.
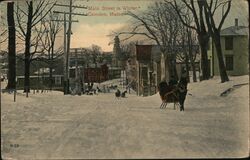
179, 100, 184, 111
181, 104, 184, 111
179, 94, 186, 111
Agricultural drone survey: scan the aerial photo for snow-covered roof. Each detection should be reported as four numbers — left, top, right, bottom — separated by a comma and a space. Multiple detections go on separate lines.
220, 26, 248, 36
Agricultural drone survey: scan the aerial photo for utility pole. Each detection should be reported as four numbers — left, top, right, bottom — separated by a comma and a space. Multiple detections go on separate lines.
53, 0, 87, 95
51, 13, 78, 94
63, 13, 68, 94
66, 0, 73, 95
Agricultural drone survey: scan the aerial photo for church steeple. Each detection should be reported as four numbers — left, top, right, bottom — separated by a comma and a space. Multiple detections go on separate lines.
112, 36, 122, 67
113, 36, 122, 58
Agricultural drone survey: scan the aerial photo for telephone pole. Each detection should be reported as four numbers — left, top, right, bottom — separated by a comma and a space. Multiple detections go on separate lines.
53, 0, 87, 95
66, 0, 73, 95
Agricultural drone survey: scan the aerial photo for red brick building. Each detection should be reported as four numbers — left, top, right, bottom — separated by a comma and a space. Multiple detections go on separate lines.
84, 64, 109, 83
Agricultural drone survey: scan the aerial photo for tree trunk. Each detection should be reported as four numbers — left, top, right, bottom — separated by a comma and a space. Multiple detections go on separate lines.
49, 66, 53, 90
24, 58, 30, 92
165, 55, 177, 81
6, 2, 16, 90
23, 1, 33, 93
188, 45, 197, 82
198, 34, 210, 80
187, 29, 197, 82
191, 62, 197, 82
172, 60, 178, 80
213, 31, 229, 83
184, 51, 190, 82
49, 46, 54, 91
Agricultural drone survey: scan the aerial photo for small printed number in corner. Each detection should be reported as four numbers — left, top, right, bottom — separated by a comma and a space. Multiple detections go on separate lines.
10, 144, 19, 148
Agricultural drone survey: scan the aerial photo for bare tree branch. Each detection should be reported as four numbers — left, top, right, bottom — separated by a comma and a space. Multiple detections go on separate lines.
167, 0, 197, 31
218, 1, 232, 30
0, 30, 7, 44
32, 0, 56, 27
15, 4, 27, 37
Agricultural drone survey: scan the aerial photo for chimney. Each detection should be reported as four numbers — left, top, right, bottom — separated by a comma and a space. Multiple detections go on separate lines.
235, 18, 238, 27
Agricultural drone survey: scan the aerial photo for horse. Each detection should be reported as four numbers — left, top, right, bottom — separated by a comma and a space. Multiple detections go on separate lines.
158, 77, 188, 111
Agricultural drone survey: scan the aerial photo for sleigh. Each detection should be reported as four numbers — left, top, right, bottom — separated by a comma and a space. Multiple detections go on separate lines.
159, 86, 180, 109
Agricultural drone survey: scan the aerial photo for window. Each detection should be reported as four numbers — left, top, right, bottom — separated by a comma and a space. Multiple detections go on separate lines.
225, 55, 234, 71
225, 36, 233, 50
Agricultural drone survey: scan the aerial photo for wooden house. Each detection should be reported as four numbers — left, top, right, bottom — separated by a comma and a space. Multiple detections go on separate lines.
212, 19, 249, 76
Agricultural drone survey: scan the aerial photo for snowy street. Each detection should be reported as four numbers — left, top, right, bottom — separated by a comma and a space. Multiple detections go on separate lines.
1, 76, 249, 159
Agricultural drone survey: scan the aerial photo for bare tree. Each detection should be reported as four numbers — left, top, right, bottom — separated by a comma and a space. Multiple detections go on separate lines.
187, 28, 199, 82
40, 11, 63, 90
6, 2, 16, 90
91, 44, 102, 55
113, 2, 183, 80
169, 0, 231, 82
203, 0, 230, 82
120, 42, 135, 60
90, 44, 102, 67
168, 0, 211, 81
0, 11, 7, 45
176, 26, 191, 81
176, 14, 199, 83
15, 0, 56, 93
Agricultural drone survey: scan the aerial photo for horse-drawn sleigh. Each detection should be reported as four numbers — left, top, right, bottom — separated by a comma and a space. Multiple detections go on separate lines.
158, 77, 188, 111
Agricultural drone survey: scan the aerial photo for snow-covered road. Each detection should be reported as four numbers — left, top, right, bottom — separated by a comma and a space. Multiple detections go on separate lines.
1, 76, 249, 159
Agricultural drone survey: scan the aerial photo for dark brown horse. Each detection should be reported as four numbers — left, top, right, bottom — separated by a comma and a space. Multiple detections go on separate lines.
158, 77, 188, 111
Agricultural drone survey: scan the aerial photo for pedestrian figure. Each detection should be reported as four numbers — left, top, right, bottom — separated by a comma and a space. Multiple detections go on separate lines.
97, 86, 102, 92
115, 89, 121, 99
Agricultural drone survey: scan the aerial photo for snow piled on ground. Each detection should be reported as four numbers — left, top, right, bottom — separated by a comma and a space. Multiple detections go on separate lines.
1, 75, 249, 159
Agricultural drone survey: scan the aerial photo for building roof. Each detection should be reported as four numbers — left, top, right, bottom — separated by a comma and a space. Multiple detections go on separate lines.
135, 44, 199, 62
220, 26, 248, 36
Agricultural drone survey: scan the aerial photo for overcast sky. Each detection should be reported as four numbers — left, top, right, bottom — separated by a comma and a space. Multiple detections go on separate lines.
0, 0, 248, 52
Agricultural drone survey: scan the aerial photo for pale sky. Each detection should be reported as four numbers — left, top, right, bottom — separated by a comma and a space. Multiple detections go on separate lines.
67, 0, 153, 51
0, 0, 248, 52
66, 0, 249, 52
